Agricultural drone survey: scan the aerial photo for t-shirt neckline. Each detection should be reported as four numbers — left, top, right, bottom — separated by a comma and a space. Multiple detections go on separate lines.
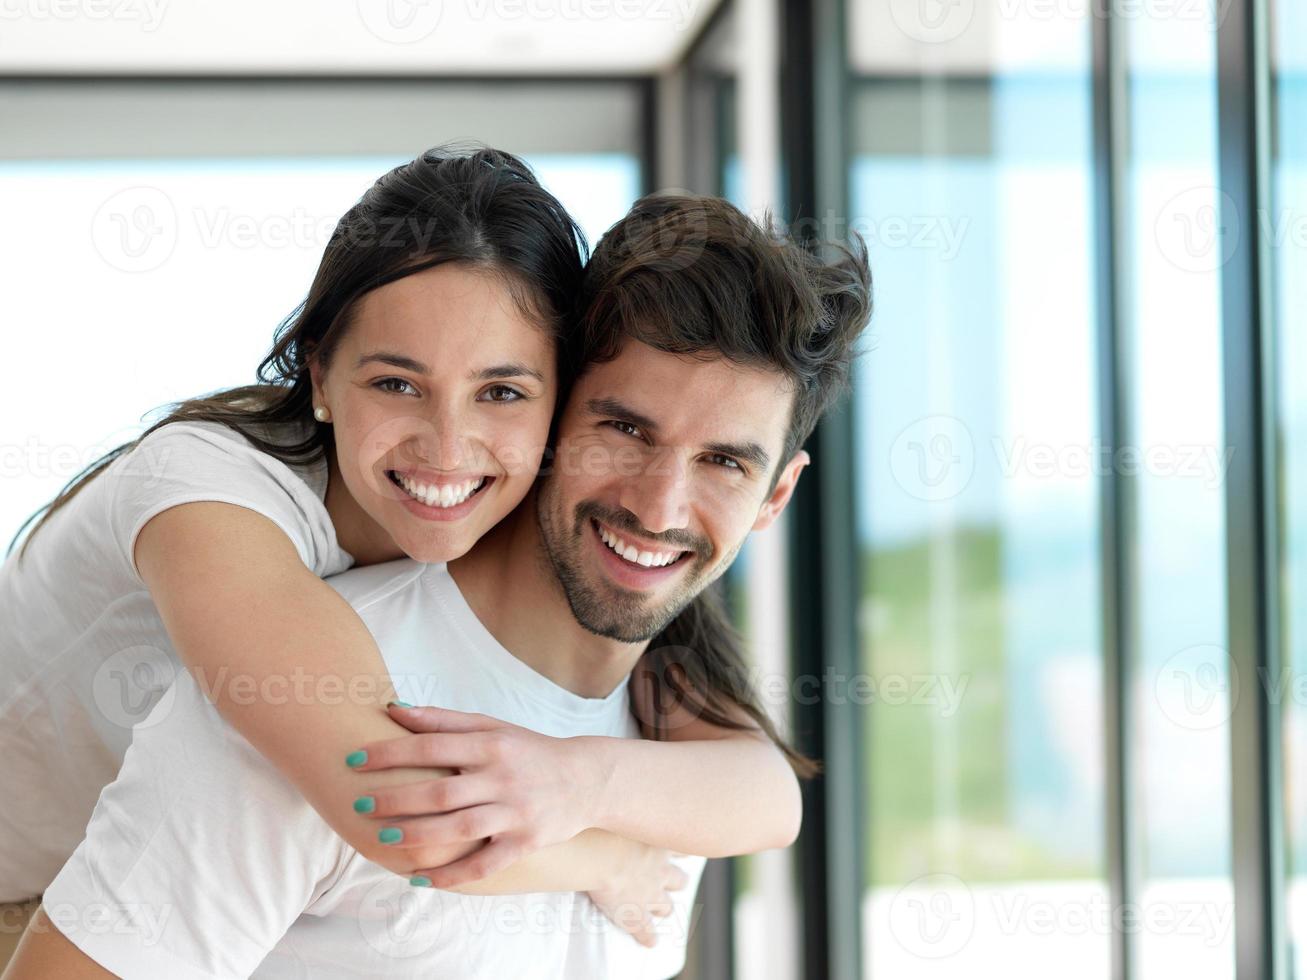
424, 563, 632, 718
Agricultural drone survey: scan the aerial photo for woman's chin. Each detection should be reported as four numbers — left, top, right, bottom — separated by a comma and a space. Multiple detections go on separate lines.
378, 473, 533, 565
395, 530, 475, 566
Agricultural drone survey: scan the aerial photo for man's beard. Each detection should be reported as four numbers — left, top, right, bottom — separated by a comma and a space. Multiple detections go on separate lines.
536, 488, 722, 643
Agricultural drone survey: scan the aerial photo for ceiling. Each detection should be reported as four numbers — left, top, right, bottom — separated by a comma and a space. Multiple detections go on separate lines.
0, 0, 721, 75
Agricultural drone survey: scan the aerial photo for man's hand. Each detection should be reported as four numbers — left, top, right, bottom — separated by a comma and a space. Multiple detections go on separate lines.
344, 703, 604, 888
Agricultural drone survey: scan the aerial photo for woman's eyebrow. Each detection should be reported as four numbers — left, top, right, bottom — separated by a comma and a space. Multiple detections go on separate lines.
356, 350, 427, 373
355, 351, 543, 383
473, 363, 545, 382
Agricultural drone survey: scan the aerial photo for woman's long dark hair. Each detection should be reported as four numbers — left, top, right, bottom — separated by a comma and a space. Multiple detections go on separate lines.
7, 144, 587, 563
637, 583, 822, 779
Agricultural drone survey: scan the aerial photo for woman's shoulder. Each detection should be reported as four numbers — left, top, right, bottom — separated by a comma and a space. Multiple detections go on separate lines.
134, 415, 314, 458
103, 415, 349, 576
124, 416, 324, 490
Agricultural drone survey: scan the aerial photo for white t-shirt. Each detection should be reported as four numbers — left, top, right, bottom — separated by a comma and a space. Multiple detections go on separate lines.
41, 559, 706, 979
0, 417, 355, 902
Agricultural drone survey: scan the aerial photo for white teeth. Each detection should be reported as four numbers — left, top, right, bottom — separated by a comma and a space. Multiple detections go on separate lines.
395, 473, 485, 509
598, 525, 682, 569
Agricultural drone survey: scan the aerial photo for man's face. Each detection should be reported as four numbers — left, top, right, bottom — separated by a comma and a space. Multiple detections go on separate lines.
536, 340, 808, 642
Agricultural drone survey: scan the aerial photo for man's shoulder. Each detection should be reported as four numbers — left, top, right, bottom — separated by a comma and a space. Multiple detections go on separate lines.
320, 557, 432, 612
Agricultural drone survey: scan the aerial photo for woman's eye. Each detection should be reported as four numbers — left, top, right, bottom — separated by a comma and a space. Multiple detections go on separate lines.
374, 377, 416, 396
479, 385, 525, 403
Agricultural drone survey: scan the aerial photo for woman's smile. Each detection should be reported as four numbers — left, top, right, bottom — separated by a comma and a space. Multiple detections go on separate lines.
386, 468, 497, 522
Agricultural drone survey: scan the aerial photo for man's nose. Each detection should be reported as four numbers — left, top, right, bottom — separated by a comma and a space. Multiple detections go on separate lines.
617, 450, 690, 534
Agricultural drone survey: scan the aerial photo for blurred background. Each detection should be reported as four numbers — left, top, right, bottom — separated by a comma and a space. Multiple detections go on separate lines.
1, 0, 1302, 977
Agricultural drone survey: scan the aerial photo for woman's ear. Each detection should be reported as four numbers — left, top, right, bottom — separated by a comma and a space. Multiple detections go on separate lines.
753, 450, 810, 532
308, 354, 325, 406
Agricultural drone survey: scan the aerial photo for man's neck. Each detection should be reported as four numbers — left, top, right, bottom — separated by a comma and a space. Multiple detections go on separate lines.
447, 490, 648, 700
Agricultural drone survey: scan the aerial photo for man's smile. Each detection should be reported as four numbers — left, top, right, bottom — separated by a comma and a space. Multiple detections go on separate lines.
588, 518, 693, 590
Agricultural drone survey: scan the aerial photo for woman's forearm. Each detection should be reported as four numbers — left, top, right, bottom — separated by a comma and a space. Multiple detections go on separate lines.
444, 828, 638, 895
137, 502, 797, 894
579, 731, 802, 856
417, 732, 800, 894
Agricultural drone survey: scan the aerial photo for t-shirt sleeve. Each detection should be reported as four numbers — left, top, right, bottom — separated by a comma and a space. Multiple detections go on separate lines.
40, 670, 351, 980
103, 420, 328, 587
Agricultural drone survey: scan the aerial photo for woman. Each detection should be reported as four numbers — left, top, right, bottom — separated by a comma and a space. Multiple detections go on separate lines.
0, 146, 807, 948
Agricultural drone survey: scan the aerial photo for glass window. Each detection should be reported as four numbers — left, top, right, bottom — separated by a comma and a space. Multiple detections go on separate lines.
1273, 0, 1307, 971
848, 5, 1106, 976
1120, 10, 1233, 975
0, 82, 642, 553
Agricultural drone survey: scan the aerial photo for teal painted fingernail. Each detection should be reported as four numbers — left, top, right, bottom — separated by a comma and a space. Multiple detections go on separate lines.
353, 796, 375, 814
345, 750, 367, 768
389, 700, 414, 709
410, 875, 432, 887
379, 827, 403, 844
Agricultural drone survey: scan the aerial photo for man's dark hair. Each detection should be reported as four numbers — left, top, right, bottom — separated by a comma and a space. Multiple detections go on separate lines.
572, 194, 873, 780
569, 192, 872, 478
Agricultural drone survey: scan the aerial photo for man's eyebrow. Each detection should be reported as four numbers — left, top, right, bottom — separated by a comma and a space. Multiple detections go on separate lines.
355, 351, 543, 383
586, 397, 659, 434
588, 396, 772, 470
707, 441, 771, 471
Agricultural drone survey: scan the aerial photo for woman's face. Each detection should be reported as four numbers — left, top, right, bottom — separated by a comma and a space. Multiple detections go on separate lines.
310, 262, 557, 564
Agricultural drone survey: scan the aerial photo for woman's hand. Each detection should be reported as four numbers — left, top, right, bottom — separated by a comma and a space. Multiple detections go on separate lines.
344, 703, 605, 887
586, 844, 691, 948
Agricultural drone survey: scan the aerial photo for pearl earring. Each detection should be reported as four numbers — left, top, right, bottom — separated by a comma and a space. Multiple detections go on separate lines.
314, 406, 331, 423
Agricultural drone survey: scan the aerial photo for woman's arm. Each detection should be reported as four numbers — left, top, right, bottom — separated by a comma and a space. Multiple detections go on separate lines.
584, 712, 802, 857
350, 689, 802, 887
1, 908, 115, 980
587, 654, 802, 855
135, 500, 798, 893
133, 499, 640, 892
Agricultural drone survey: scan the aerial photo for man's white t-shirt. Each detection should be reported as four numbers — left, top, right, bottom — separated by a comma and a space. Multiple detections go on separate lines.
0, 418, 355, 902
41, 558, 705, 979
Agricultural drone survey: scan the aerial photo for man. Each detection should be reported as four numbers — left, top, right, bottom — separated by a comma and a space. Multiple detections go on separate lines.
2, 193, 871, 978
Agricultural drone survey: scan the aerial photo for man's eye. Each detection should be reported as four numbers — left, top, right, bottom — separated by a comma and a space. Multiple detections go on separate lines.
608, 420, 643, 439
479, 385, 525, 403
374, 377, 416, 396
707, 453, 742, 471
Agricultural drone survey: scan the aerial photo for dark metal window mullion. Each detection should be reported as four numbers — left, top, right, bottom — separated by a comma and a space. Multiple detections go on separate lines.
1092, 4, 1137, 979
1217, 0, 1285, 977
781, 0, 865, 977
